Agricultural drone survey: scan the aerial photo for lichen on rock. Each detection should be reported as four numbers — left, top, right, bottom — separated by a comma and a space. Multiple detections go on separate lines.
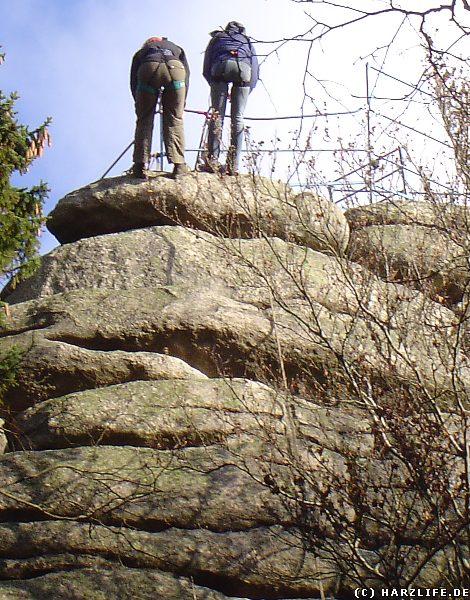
0, 173, 468, 596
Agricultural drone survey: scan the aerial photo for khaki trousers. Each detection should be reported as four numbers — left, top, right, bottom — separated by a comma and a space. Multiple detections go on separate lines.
133, 60, 186, 165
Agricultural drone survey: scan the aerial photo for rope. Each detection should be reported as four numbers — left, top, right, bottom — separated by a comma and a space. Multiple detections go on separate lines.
100, 141, 134, 179
100, 107, 363, 179
99, 102, 452, 182
184, 107, 362, 120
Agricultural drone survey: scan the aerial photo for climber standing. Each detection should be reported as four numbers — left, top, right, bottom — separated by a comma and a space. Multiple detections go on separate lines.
130, 36, 190, 179
202, 21, 259, 175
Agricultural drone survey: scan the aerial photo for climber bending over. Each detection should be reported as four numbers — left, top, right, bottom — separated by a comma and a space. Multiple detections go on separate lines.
130, 36, 190, 179
202, 21, 259, 175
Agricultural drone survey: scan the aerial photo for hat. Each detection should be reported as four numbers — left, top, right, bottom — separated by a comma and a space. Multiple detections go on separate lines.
225, 21, 245, 33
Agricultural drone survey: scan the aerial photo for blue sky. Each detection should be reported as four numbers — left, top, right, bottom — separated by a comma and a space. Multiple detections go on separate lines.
1, 0, 467, 256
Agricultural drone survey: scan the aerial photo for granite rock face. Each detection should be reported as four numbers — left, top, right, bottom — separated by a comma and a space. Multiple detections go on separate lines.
0, 175, 468, 598
46, 172, 350, 254
346, 198, 470, 304
0, 419, 6, 454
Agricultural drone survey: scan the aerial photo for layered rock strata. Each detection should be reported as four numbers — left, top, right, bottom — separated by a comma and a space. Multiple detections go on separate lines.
0, 173, 468, 598
346, 198, 470, 304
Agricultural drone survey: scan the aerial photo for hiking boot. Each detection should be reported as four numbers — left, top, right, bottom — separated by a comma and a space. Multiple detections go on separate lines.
199, 158, 222, 174
225, 151, 239, 176
172, 163, 190, 177
225, 164, 239, 177
132, 163, 146, 179
225, 147, 239, 176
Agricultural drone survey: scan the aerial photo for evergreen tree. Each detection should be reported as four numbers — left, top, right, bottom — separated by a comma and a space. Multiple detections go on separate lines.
0, 49, 51, 286
0, 49, 51, 401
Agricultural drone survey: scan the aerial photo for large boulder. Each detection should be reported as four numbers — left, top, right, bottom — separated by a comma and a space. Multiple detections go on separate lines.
345, 197, 468, 229
1, 336, 207, 410
346, 198, 470, 304
15, 378, 374, 454
2, 225, 344, 306
46, 173, 350, 255
0, 564, 245, 599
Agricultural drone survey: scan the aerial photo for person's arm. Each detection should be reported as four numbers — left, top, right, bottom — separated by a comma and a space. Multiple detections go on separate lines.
249, 42, 259, 91
130, 50, 141, 99
203, 38, 215, 84
176, 46, 190, 98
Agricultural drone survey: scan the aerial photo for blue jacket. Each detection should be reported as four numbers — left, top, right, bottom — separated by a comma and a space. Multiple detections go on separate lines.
203, 25, 259, 90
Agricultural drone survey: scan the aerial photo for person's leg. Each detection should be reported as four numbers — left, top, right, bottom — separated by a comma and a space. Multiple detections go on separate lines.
132, 63, 160, 173
207, 81, 228, 162
228, 84, 250, 173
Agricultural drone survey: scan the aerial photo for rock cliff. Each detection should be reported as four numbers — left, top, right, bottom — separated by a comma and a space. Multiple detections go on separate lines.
0, 172, 468, 598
